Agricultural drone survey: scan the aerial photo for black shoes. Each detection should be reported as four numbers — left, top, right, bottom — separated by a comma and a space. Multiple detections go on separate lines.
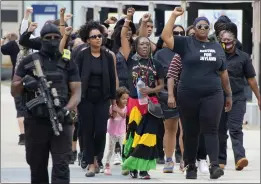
18, 134, 25, 145
185, 163, 224, 180
209, 164, 224, 179
186, 164, 198, 179
69, 151, 77, 164
78, 152, 88, 169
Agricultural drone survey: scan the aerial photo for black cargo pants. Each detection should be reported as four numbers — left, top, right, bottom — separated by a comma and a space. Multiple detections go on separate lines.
24, 117, 72, 184
219, 100, 246, 165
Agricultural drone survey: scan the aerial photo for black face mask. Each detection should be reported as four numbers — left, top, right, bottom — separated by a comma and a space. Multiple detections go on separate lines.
41, 39, 60, 56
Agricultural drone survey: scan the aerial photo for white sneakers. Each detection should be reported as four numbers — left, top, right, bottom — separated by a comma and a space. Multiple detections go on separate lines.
113, 153, 122, 165
197, 159, 209, 174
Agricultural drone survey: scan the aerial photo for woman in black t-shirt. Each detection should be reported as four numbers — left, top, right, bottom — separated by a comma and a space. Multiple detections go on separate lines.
120, 8, 164, 180
162, 7, 232, 180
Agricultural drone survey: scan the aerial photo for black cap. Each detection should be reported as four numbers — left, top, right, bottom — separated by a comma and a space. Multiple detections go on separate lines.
40, 23, 61, 37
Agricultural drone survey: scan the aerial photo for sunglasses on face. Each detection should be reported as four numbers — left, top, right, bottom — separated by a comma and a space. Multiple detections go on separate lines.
173, 31, 185, 36
43, 35, 61, 40
196, 24, 209, 30
89, 34, 103, 39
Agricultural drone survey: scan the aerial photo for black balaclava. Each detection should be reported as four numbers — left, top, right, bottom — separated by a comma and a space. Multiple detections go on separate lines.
40, 23, 61, 56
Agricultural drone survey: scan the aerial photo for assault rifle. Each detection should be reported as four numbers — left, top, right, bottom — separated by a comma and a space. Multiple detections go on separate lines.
25, 59, 63, 136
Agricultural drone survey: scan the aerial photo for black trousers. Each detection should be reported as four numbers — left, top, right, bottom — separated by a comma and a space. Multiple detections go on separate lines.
157, 119, 165, 159
24, 118, 72, 184
176, 118, 206, 161
178, 90, 223, 165
219, 100, 246, 164
197, 134, 207, 160
78, 98, 110, 164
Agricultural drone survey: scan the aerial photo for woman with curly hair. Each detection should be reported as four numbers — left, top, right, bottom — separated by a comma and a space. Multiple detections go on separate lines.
75, 21, 117, 177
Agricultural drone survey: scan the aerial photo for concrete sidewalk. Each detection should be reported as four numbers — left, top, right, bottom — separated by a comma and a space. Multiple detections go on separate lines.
1, 84, 260, 183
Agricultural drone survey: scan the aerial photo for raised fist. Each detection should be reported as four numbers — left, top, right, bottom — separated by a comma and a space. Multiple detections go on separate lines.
142, 13, 151, 22
25, 7, 33, 14
172, 7, 184, 17
65, 26, 73, 36
60, 8, 66, 16
64, 13, 73, 21
28, 22, 38, 32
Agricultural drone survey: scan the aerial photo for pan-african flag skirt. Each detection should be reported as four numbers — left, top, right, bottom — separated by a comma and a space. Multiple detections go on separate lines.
122, 96, 161, 171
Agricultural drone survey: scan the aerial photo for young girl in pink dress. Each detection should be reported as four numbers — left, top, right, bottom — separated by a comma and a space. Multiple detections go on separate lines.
104, 87, 129, 175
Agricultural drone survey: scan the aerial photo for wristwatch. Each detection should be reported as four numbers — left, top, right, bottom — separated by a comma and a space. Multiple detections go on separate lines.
1, 37, 6, 40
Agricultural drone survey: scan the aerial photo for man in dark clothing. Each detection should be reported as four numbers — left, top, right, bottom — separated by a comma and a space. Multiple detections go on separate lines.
218, 22, 260, 171
11, 23, 81, 184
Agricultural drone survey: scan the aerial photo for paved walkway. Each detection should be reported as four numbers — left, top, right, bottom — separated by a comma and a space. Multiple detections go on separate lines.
1, 84, 260, 183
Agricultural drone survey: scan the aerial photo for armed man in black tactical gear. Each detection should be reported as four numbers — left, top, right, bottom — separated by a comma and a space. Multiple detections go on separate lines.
11, 23, 81, 184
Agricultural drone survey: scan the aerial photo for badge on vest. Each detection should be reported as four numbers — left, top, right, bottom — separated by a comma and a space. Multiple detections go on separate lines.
62, 49, 71, 61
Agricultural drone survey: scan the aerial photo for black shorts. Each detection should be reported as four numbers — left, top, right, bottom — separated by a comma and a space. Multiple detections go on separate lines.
158, 90, 179, 119
14, 96, 26, 118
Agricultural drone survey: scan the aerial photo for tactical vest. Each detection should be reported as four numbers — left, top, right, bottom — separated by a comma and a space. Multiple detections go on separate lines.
24, 50, 71, 118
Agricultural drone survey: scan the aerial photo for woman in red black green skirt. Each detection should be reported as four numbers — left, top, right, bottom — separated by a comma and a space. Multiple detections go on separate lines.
120, 10, 164, 179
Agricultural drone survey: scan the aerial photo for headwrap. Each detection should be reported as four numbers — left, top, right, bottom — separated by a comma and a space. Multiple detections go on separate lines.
214, 15, 231, 33
224, 22, 238, 39
193, 17, 210, 26
40, 23, 61, 37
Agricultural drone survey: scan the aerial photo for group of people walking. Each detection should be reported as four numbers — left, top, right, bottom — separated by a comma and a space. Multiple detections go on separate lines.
1, 4, 260, 184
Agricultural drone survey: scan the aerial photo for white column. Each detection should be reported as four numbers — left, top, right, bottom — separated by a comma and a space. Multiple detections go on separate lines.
252, 0, 260, 103
94, 6, 101, 21
117, 3, 123, 20
180, 0, 187, 28
148, 2, 155, 38
81, 6, 88, 25
246, 0, 260, 126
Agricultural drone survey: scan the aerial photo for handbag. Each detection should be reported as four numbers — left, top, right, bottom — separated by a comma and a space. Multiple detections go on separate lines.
147, 96, 164, 119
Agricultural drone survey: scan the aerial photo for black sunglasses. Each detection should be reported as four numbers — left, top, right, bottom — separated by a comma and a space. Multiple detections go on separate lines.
89, 34, 103, 39
196, 24, 209, 30
43, 35, 61, 40
173, 31, 185, 36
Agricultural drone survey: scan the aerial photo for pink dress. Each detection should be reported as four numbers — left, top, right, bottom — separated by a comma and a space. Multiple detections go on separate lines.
107, 106, 127, 136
